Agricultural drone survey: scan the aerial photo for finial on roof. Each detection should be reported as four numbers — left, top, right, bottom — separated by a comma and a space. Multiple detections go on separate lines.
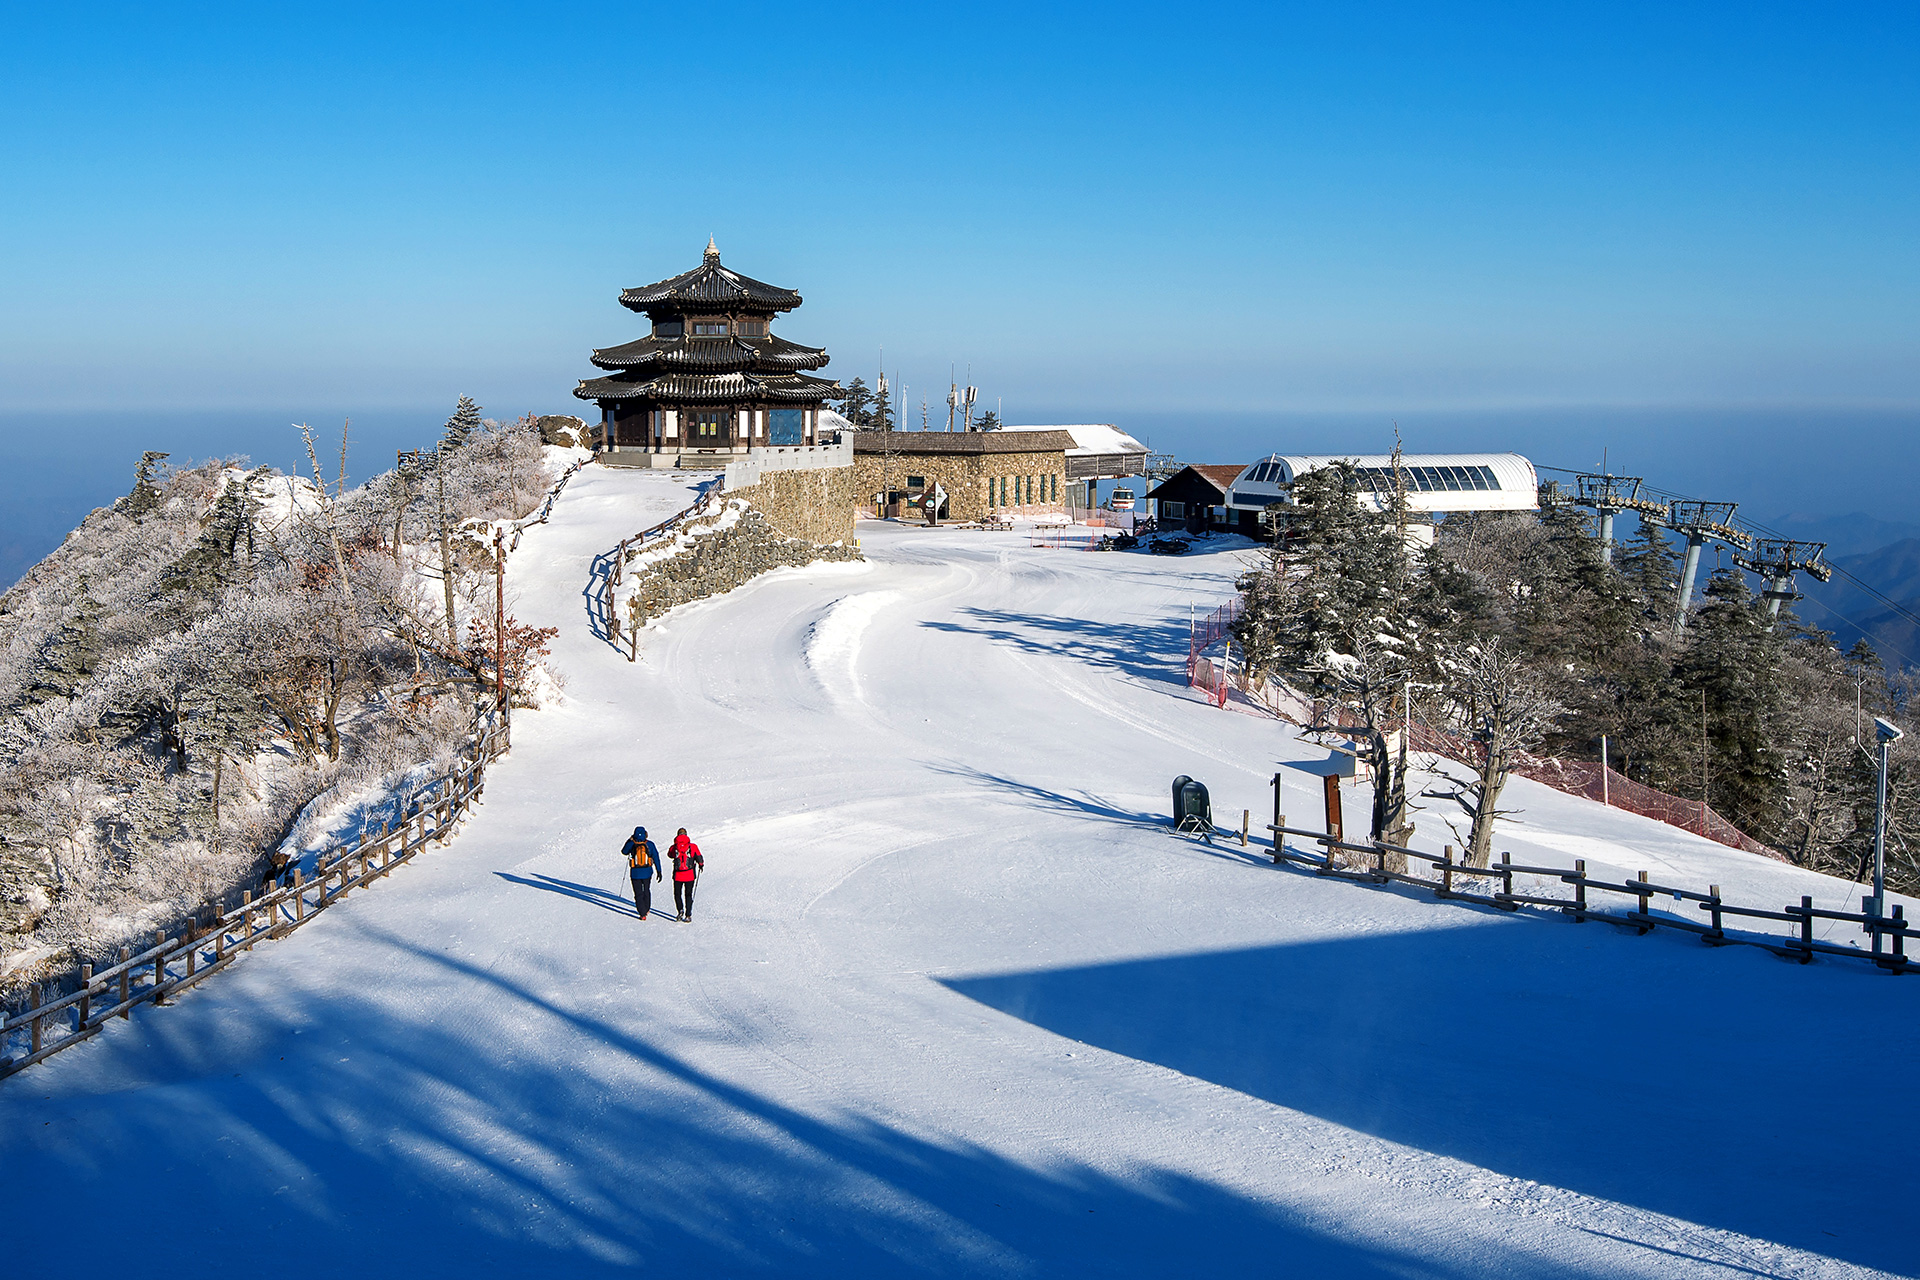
704, 236, 719, 265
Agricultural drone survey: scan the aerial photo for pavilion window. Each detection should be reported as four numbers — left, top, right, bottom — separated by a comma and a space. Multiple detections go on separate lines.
692, 320, 729, 336
738, 319, 767, 336
654, 319, 684, 338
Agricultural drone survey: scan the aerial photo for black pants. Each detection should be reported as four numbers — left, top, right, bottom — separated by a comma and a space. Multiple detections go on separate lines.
674, 879, 696, 919
631, 877, 654, 918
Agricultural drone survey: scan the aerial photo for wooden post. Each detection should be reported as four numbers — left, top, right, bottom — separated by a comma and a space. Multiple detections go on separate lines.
79, 964, 92, 1026
215, 926, 226, 965
1440, 845, 1454, 897
1799, 894, 1815, 963
30, 984, 42, 1055
152, 929, 166, 1003
293, 867, 305, 921
1240, 809, 1249, 848
186, 925, 197, 978
119, 946, 131, 1017
242, 890, 255, 951
1893, 904, 1908, 968
1706, 884, 1723, 942
1499, 852, 1515, 909
1323, 775, 1344, 843
1635, 870, 1651, 933
1272, 814, 1286, 864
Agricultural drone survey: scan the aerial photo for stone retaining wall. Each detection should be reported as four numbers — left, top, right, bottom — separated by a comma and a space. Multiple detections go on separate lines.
623, 497, 861, 631
732, 465, 858, 545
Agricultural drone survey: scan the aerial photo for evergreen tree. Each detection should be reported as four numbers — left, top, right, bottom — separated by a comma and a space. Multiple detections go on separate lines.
161, 468, 266, 602
1617, 517, 1680, 621
975, 409, 1002, 432
835, 378, 873, 427
440, 395, 483, 454
1672, 568, 1788, 835
123, 451, 170, 520
872, 381, 895, 432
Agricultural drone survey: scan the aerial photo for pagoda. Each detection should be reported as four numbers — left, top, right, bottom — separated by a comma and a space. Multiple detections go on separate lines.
574, 240, 841, 461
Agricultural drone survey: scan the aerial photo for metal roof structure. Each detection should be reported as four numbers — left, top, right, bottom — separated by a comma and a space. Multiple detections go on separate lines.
589, 333, 829, 374
1225, 452, 1539, 515
575, 370, 840, 403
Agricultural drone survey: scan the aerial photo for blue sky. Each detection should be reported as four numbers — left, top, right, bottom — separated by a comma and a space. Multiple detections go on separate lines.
2, 3, 1918, 576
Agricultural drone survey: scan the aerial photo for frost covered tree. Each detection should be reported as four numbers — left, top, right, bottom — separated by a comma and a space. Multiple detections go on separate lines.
123, 451, 171, 520
1442, 636, 1563, 866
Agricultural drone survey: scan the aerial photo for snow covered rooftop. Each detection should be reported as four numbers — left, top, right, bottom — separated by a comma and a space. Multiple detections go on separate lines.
997, 423, 1147, 457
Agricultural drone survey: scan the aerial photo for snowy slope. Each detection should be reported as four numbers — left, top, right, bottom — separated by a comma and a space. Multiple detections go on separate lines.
2, 465, 1914, 1278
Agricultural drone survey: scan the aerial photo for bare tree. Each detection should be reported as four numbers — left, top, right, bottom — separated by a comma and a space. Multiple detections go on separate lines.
1446, 637, 1563, 867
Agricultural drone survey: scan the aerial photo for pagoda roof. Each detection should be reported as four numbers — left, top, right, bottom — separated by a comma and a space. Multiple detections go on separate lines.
619, 240, 802, 316
589, 333, 829, 374
573, 370, 841, 405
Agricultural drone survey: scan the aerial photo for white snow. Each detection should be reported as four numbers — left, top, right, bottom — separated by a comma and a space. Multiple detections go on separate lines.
2, 464, 1914, 1278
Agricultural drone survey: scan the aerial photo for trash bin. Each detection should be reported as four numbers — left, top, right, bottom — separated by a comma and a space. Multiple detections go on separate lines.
1172, 776, 1212, 836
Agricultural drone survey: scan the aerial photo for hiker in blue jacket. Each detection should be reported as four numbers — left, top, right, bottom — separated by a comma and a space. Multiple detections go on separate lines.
622, 826, 662, 919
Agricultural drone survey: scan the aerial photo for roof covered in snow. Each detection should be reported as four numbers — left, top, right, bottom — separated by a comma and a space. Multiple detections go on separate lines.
995, 424, 1147, 458
1226, 452, 1539, 514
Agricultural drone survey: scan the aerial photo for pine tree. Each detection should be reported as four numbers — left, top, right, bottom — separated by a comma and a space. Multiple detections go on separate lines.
872, 381, 895, 432
1672, 568, 1788, 835
440, 396, 483, 454
123, 451, 171, 520
835, 378, 874, 427
161, 468, 266, 602
975, 409, 1002, 432
1617, 518, 1680, 621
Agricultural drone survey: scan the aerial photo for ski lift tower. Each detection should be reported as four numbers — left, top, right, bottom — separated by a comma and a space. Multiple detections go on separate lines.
1570, 472, 1663, 565
1733, 539, 1833, 620
1666, 499, 1751, 633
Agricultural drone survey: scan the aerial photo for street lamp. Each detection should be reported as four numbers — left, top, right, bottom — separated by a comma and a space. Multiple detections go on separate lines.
1871, 716, 1904, 950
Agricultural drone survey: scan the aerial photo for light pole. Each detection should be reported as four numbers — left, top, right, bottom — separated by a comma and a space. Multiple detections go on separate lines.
1871, 716, 1904, 949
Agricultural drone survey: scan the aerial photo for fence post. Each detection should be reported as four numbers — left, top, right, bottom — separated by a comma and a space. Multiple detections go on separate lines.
1635, 871, 1651, 934
1893, 905, 1908, 970
293, 867, 305, 922
152, 930, 166, 1003
242, 891, 255, 952
30, 984, 43, 1054
1499, 852, 1515, 909
118, 946, 131, 1017
1439, 845, 1454, 898
1798, 895, 1814, 964
1241, 809, 1248, 848
79, 964, 92, 1026
1271, 774, 1282, 860
1573, 860, 1587, 921
1706, 884, 1723, 943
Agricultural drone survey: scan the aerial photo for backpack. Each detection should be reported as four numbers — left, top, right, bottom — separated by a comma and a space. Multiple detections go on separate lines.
626, 840, 652, 871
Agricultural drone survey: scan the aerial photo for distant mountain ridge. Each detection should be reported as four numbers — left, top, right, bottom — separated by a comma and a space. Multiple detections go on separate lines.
1794, 536, 1920, 670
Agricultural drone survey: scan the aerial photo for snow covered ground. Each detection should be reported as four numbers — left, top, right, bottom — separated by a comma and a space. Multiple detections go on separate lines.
3, 465, 1915, 1278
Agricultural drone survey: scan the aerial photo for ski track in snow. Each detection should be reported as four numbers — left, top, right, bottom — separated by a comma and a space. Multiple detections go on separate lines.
2, 464, 1915, 1279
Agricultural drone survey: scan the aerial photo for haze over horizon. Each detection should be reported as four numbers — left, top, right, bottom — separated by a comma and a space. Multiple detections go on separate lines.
3, 3, 1917, 583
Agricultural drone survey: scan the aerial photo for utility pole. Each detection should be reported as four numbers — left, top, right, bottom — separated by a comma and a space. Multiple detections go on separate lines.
1871, 717, 1904, 948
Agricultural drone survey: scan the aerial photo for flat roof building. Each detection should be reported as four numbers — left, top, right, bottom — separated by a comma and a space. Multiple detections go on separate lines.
1227, 453, 1539, 518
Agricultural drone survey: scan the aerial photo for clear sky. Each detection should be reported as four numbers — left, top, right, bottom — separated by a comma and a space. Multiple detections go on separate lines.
2, 3, 1918, 577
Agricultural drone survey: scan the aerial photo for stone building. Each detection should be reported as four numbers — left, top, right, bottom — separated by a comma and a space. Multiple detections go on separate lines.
574, 240, 840, 466
848, 431, 1073, 521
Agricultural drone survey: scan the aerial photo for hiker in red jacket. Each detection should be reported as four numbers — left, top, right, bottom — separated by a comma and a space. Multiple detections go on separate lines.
669, 827, 704, 922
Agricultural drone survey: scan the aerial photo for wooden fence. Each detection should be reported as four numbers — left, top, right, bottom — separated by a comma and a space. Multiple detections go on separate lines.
507, 457, 588, 553
0, 714, 510, 1082
1261, 776, 1914, 975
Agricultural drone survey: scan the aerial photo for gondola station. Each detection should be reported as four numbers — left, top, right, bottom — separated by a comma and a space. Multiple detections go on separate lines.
574, 241, 842, 467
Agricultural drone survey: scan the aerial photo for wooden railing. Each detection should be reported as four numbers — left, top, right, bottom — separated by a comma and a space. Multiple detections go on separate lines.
0, 714, 510, 1081
507, 457, 588, 552
1260, 782, 1914, 974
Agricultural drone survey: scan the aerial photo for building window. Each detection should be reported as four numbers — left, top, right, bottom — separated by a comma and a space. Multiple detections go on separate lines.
653, 319, 684, 338
737, 319, 767, 336
907, 475, 925, 491
769, 408, 803, 445
692, 320, 729, 336
691, 411, 724, 439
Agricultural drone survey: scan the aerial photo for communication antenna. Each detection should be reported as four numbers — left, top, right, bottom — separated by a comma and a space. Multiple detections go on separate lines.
962, 383, 978, 432
947, 369, 958, 433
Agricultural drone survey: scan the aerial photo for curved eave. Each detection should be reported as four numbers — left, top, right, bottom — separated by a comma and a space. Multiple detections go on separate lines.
574, 372, 842, 404
589, 334, 831, 373
617, 263, 803, 315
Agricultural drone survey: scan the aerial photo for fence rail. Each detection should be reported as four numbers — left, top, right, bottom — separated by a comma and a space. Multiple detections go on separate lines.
507, 457, 589, 552
0, 715, 511, 1082
1260, 776, 1914, 974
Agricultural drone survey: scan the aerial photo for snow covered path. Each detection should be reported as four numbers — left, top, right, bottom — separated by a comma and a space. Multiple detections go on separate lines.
3, 465, 1914, 1278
